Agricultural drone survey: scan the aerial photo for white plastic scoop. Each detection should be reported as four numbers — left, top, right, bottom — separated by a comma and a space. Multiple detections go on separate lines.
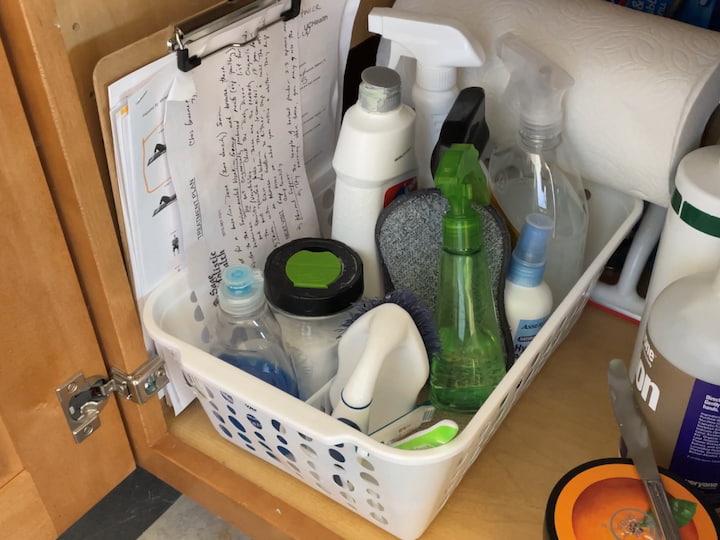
329, 303, 430, 434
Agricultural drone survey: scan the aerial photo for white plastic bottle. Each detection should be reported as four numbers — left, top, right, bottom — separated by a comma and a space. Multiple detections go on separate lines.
628, 145, 720, 391
504, 213, 554, 360
488, 33, 588, 306
632, 265, 720, 496
331, 66, 416, 298
368, 8, 485, 190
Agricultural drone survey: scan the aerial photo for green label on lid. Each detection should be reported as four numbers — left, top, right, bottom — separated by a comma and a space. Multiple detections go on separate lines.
285, 250, 342, 288
671, 188, 720, 238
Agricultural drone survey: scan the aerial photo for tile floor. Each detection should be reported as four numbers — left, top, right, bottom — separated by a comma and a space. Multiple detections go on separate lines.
59, 468, 251, 540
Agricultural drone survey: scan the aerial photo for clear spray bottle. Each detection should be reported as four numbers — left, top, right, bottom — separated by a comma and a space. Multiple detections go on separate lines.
488, 33, 588, 306
430, 143, 506, 413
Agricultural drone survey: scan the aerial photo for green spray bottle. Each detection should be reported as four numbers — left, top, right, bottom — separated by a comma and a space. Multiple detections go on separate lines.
430, 143, 506, 413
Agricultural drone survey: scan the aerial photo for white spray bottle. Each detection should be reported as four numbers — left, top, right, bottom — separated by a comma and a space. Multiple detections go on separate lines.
368, 8, 485, 190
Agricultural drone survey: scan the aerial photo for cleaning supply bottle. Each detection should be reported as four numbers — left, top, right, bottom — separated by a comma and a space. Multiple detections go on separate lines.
368, 7, 485, 190
263, 237, 364, 401
631, 264, 720, 497
430, 143, 506, 413
628, 145, 720, 397
331, 66, 416, 299
209, 265, 298, 397
488, 32, 588, 306
505, 213, 553, 360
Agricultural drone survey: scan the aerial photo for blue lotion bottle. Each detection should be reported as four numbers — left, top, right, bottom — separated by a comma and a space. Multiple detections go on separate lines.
504, 213, 554, 360
209, 265, 298, 397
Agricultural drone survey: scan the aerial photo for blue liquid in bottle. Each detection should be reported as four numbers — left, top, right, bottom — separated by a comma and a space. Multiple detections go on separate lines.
209, 266, 298, 398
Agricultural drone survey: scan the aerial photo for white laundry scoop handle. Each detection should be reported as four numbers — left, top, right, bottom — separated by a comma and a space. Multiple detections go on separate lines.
330, 303, 429, 433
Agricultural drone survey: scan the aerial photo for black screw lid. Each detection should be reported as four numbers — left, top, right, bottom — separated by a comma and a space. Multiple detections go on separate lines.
264, 238, 364, 317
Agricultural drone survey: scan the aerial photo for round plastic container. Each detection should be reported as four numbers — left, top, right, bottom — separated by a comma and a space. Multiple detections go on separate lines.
264, 238, 363, 400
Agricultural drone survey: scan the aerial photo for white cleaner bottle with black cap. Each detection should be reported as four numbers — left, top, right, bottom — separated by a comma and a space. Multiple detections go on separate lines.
331, 66, 416, 298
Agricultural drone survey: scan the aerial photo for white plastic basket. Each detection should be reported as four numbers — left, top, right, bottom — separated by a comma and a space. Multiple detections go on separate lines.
143, 180, 642, 540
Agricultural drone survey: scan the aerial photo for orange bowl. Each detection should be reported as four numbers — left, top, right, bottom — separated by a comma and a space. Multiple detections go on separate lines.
545, 458, 720, 539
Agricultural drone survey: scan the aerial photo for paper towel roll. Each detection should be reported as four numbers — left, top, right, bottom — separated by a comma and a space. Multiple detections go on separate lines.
381, 0, 720, 207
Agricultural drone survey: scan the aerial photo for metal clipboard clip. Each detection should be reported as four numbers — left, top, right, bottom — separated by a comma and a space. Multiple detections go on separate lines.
168, 0, 301, 72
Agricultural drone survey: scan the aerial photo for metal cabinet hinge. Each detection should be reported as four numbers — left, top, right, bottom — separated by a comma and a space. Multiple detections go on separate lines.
56, 355, 168, 443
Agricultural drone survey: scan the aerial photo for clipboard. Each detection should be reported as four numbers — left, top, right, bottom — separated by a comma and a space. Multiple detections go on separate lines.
93, 0, 300, 283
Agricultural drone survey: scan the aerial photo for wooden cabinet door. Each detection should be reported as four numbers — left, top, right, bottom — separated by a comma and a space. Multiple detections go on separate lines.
0, 33, 136, 538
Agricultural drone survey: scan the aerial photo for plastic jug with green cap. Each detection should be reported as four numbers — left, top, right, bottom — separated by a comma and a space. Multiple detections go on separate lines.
430, 143, 507, 413
264, 238, 364, 400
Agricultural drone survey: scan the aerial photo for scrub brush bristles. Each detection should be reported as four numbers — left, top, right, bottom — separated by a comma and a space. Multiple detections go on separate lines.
341, 289, 442, 360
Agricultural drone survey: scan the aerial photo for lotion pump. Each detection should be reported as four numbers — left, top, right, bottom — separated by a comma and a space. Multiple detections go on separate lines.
368, 8, 485, 190
488, 33, 588, 305
430, 143, 506, 414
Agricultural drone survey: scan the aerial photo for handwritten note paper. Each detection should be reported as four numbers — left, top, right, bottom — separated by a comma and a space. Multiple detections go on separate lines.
165, 17, 318, 312
107, 0, 359, 414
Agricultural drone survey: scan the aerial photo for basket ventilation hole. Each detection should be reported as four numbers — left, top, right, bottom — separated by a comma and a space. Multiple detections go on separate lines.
300, 444, 317, 457
367, 499, 385, 511
255, 431, 266, 441
220, 391, 234, 403
246, 444, 255, 452
307, 460, 316, 470
210, 401, 219, 411
201, 326, 210, 344
271, 419, 285, 434
310, 471, 320, 481
357, 457, 374, 471
299, 432, 313, 442
371, 512, 388, 525
288, 462, 301, 474
229, 416, 245, 432
340, 492, 356, 504
278, 446, 295, 462
328, 449, 345, 463
246, 414, 262, 430
205, 386, 215, 399
367, 488, 380, 499
220, 425, 232, 438
259, 441, 272, 452
359, 472, 379, 486
193, 304, 204, 322
333, 464, 345, 471
266, 452, 277, 461
332, 474, 344, 488
227, 405, 236, 415
277, 435, 288, 445
238, 433, 252, 444
212, 411, 225, 424
345, 480, 355, 492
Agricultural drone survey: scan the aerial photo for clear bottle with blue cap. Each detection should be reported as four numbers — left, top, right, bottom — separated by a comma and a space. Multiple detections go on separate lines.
209, 265, 298, 397
504, 213, 554, 360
